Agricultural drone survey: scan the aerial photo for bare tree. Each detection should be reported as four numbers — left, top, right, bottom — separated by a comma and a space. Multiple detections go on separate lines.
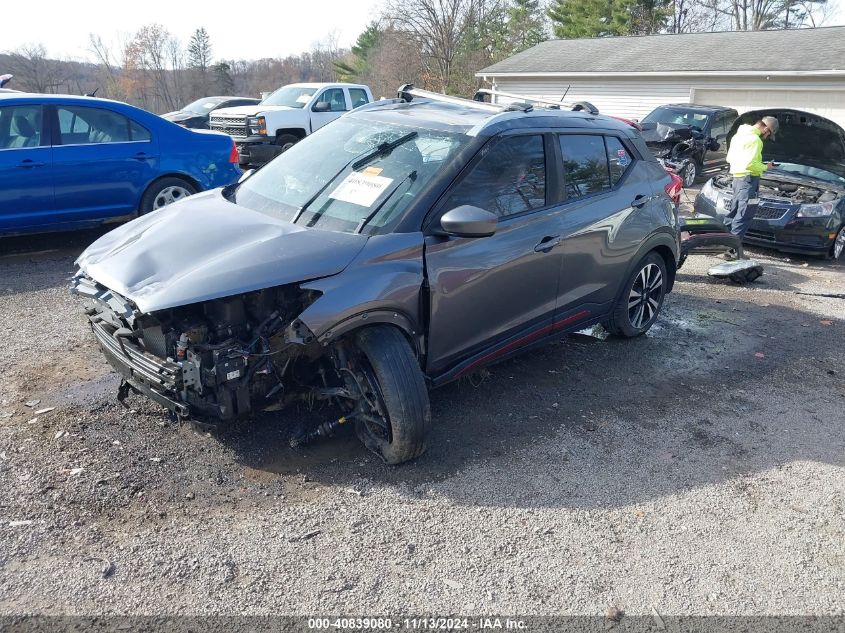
6, 44, 67, 93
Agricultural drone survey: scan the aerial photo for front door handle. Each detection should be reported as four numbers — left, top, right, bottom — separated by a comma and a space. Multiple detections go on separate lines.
133, 152, 151, 160
16, 159, 46, 169
632, 194, 650, 208
534, 235, 561, 253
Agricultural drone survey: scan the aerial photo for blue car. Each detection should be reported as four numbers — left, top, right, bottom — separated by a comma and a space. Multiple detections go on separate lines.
0, 93, 241, 236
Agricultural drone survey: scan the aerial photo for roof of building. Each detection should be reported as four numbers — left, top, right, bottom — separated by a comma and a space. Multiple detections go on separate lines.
477, 26, 845, 76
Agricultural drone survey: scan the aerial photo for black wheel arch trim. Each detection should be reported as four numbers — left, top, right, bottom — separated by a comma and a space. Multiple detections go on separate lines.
315, 309, 423, 358
619, 231, 679, 297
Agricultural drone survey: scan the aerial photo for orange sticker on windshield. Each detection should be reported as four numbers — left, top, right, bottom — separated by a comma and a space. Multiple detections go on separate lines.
362, 166, 383, 176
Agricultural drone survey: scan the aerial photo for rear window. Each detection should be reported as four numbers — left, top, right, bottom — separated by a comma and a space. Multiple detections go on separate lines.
559, 135, 610, 199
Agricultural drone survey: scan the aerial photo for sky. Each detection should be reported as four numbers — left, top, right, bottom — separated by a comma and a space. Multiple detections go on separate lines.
2, 0, 388, 62
2, 0, 843, 62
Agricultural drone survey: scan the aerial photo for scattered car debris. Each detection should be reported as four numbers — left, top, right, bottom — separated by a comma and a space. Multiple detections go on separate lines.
442, 578, 464, 589
24, 400, 41, 408
34, 407, 55, 416
9, 520, 33, 527
605, 606, 624, 623
54, 430, 67, 440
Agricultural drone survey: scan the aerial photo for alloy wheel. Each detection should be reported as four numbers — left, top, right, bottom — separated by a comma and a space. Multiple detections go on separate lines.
682, 163, 697, 187
153, 185, 192, 209
834, 226, 845, 260
628, 263, 664, 329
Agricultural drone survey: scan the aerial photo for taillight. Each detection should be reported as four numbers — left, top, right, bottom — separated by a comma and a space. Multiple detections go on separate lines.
664, 172, 683, 205
229, 143, 239, 164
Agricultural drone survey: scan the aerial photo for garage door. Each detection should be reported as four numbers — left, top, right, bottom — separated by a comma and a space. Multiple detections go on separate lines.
692, 88, 845, 129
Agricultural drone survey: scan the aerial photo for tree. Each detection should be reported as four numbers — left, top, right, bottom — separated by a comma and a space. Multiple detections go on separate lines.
6, 44, 67, 93
506, 0, 547, 54
188, 28, 213, 72
548, 0, 634, 37
334, 22, 383, 82
211, 61, 235, 94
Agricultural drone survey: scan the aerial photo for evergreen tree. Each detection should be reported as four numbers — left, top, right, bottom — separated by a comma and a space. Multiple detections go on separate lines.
211, 61, 235, 94
548, 0, 633, 37
187, 28, 213, 72
507, 0, 547, 53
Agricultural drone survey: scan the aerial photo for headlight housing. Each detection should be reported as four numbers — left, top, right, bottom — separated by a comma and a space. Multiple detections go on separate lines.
247, 116, 266, 136
796, 201, 835, 218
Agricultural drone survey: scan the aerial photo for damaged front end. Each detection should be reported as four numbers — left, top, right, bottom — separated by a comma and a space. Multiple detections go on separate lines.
71, 273, 360, 424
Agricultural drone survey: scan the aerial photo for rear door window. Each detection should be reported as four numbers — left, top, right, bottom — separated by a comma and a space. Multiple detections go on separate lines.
441, 134, 546, 218
349, 89, 370, 109
57, 106, 132, 145
0, 105, 43, 149
559, 134, 610, 199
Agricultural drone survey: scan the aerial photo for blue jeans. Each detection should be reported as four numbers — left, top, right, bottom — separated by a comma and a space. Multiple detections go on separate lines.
724, 175, 759, 238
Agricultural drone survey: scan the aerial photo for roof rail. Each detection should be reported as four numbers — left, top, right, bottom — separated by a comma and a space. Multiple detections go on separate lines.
473, 88, 599, 116
396, 84, 524, 113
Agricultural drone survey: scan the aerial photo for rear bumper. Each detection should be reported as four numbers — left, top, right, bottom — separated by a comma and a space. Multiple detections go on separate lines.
693, 194, 837, 256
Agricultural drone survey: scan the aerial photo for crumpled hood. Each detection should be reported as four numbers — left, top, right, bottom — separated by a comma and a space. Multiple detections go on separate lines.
729, 109, 845, 179
76, 190, 368, 314
212, 104, 293, 118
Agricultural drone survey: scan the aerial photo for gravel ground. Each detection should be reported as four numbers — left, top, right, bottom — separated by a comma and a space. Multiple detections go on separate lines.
0, 217, 843, 618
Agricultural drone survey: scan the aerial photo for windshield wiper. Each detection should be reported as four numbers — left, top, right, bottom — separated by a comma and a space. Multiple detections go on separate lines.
291, 131, 419, 225
354, 170, 417, 234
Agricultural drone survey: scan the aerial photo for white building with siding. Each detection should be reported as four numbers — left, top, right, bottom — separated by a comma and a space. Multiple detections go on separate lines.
476, 27, 845, 128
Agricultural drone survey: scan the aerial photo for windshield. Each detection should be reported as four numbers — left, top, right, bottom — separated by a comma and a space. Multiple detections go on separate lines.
772, 162, 845, 186
261, 86, 318, 108
234, 117, 468, 234
642, 107, 710, 130
182, 97, 226, 114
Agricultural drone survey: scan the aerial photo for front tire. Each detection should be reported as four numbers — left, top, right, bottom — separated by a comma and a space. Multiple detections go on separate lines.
140, 177, 197, 214
275, 134, 300, 153
605, 252, 668, 337
351, 327, 431, 464
832, 225, 845, 262
681, 160, 699, 187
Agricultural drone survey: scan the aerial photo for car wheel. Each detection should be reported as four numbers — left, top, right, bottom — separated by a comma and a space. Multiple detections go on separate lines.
681, 161, 698, 187
832, 225, 845, 262
350, 326, 431, 465
275, 134, 299, 153
605, 252, 668, 337
140, 177, 197, 214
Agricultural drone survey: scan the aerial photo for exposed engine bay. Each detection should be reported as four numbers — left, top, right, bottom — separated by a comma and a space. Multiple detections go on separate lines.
72, 273, 395, 451
711, 174, 840, 204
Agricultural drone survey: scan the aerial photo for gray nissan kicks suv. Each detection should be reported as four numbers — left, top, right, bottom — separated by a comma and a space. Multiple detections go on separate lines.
72, 87, 680, 464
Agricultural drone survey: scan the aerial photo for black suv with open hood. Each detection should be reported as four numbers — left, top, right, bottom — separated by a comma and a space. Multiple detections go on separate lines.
695, 109, 845, 259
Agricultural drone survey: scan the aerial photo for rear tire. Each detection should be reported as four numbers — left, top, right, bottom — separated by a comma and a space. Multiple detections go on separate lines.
352, 326, 431, 465
605, 252, 668, 337
681, 161, 699, 187
140, 177, 197, 214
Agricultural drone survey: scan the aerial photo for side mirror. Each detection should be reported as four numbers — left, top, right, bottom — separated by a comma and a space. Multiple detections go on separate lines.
313, 101, 330, 113
709, 138, 720, 152
440, 205, 497, 238
238, 168, 256, 183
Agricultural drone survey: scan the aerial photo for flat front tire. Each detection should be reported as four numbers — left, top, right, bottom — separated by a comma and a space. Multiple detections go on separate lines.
352, 326, 431, 464
605, 252, 668, 337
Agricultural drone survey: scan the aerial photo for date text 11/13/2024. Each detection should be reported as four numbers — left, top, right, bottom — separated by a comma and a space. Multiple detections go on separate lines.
307, 617, 528, 630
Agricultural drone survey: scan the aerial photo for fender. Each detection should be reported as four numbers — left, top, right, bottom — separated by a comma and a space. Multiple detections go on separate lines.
615, 228, 679, 298
314, 309, 421, 356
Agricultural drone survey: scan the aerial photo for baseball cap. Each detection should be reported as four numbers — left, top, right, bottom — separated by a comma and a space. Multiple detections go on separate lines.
761, 116, 779, 140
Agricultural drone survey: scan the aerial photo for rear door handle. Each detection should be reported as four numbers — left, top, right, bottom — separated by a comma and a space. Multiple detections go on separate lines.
632, 194, 650, 208
133, 152, 152, 160
534, 235, 561, 253
16, 159, 46, 169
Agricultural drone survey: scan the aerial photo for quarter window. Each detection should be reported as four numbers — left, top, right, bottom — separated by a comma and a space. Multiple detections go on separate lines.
605, 136, 633, 185
559, 134, 611, 199
57, 106, 145, 145
441, 135, 546, 218
0, 105, 43, 149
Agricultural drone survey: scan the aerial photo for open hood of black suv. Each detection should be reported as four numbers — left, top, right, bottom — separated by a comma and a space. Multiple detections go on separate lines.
728, 109, 845, 179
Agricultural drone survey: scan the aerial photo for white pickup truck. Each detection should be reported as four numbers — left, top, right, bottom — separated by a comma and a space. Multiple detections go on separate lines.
209, 82, 374, 167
